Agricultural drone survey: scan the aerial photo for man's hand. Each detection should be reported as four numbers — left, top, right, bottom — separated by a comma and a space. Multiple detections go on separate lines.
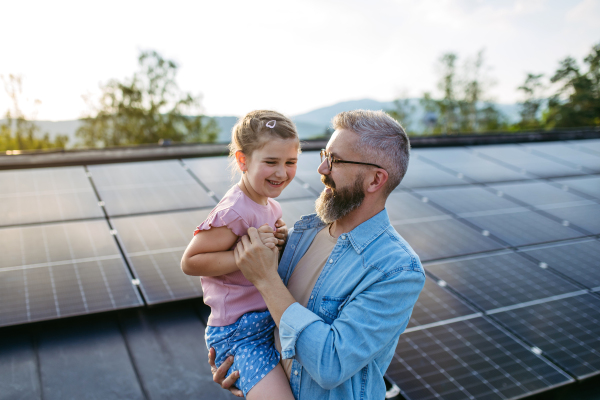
258, 224, 278, 249
208, 348, 243, 397
234, 227, 279, 287
274, 219, 288, 251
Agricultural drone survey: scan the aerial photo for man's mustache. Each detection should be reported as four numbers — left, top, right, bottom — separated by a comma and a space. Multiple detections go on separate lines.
321, 174, 336, 189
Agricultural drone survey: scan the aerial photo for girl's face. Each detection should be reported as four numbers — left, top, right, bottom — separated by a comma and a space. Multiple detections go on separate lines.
239, 137, 299, 201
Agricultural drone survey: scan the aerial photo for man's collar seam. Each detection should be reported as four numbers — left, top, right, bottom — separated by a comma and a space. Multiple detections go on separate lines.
349, 224, 390, 254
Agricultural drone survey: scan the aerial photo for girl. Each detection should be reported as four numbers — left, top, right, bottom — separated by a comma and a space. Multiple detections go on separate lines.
181, 110, 298, 399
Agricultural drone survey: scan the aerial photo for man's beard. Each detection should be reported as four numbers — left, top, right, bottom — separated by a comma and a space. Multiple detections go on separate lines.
315, 174, 366, 224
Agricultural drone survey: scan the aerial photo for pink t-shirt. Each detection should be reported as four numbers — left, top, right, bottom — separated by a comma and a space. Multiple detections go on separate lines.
194, 184, 282, 327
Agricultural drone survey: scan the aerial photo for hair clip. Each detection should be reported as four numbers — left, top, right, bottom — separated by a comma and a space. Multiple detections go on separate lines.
266, 120, 276, 128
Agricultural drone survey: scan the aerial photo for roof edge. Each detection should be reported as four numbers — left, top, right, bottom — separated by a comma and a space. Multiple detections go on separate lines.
1, 127, 599, 170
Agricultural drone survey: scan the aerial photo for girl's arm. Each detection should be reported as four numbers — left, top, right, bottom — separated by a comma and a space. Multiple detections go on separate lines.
181, 225, 279, 277
181, 227, 240, 277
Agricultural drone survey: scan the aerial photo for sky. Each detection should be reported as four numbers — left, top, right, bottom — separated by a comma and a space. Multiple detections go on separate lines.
1, 0, 599, 121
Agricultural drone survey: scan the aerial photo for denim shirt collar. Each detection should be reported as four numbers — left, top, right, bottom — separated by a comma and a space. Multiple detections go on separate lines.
293, 208, 391, 255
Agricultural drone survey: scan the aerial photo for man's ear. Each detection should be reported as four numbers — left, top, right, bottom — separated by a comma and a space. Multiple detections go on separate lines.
235, 151, 248, 173
366, 170, 389, 194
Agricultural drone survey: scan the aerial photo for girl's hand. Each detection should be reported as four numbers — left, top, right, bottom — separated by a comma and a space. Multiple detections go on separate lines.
275, 219, 288, 250
257, 224, 278, 249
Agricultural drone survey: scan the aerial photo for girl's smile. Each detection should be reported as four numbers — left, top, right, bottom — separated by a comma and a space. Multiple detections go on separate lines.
237, 137, 299, 205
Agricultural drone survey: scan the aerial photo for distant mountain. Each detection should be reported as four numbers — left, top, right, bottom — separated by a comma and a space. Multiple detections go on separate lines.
2, 99, 521, 148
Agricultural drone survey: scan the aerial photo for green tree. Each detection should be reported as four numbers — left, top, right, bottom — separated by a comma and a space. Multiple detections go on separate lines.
0, 74, 68, 152
387, 98, 415, 134
77, 50, 219, 147
516, 73, 545, 129
544, 43, 600, 128
436, 53, 460, 133
423, 50, 505, 135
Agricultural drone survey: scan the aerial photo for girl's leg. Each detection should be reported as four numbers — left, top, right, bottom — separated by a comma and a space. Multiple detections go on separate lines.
246, 362, 294, 400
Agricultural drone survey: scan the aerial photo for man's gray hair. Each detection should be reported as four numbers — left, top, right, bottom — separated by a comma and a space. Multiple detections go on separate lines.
332, 110, 410, 196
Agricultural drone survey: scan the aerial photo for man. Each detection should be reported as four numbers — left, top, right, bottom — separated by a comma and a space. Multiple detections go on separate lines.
211, 110, 425, 399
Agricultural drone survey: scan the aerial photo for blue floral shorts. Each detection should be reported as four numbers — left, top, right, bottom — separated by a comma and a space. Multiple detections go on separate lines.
205, 310, 280, 397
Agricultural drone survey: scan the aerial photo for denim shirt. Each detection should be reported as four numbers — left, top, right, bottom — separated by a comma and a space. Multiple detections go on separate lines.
277, 209, 426, 400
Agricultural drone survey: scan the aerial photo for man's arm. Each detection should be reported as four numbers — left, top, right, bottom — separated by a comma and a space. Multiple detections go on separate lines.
234, 228, 425, 390
233, 229, 295, 326
278, 271, 424, 389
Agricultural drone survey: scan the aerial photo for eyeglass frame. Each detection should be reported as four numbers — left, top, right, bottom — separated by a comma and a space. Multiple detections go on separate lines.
320, 149, 385, 171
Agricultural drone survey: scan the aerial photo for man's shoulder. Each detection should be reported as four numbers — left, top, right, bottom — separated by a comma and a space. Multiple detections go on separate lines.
361, 226, 424, 276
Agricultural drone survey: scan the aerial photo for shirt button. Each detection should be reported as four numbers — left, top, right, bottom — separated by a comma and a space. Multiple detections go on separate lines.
310, 295, 314, 299
291, 244, 296, 249
294, 370, 298, 376
341, 235, 346, 240
329, 259, 333, 263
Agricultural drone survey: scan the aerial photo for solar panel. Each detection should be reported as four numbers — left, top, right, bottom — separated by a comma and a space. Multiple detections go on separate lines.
386, 192, 450, 223
392, 217, 504, 261
183, 156, 316, 201
425, 252, 583, 311
408, 278, 479, 329
523, 142, 600, 173
88, 160, 216, 216
280, 199, 317, 228
110, 210, 211, 304
519, 239, 600, 290
570, 139, 600, 155
387, 317, 572, 400
414, 186, 523, 215
416, 148, 532, 183
492, 293, 600, 379
461, 209, 584, 247
295, 151, 324, 192
536, 203, 600, 235
552, 175, 600, 200
471, 145, 585, 178
0, 220, 142, 327
400, 155, 467, 188
0, 166, 103, 226
490, 181, 589, 207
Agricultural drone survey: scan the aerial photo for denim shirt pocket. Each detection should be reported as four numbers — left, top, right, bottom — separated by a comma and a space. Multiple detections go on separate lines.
318, 296, 349, 324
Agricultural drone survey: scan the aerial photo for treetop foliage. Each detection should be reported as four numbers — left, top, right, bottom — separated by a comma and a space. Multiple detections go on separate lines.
388, 42, 600, 135
76, 50, 219, 148
0, 74, 68, 152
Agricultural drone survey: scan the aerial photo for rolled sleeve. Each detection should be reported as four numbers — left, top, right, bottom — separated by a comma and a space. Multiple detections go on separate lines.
279, 302, 322, 359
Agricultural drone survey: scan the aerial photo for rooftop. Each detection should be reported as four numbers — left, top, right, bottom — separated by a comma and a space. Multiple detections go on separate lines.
1, 134, 600, 400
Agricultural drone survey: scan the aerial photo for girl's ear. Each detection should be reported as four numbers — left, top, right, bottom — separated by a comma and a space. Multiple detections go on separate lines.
235, 151, 248, 173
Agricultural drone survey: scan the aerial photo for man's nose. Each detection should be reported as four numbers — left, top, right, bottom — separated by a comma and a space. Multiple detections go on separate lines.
318, 158, 330, 175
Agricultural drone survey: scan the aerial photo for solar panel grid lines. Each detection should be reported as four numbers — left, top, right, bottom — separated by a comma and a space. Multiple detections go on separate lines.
388, 317, 573, 400
469, 145, 587, 179
0, 220, 142, 327
412, 183, 594, 247
397, 188, 515, 254
516, 238, 600, 290
0, 166, 105, 227
484, 181, 600, 237
399, 156, 470, 189
178, 158, 221, 203
416, 148, 534, 184
570, 139, 600, 156
182, 155, 318, 202
491, 293, 600, 380
551, 175, 600, 201
407, 278, 480, 329
87, 160, 217, 217
521, 143, 600, 174
110, 210, 211, 304
424, 251, 584, 312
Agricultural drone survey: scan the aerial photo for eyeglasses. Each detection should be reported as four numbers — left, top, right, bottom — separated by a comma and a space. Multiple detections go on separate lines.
320, 149, 384, 171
